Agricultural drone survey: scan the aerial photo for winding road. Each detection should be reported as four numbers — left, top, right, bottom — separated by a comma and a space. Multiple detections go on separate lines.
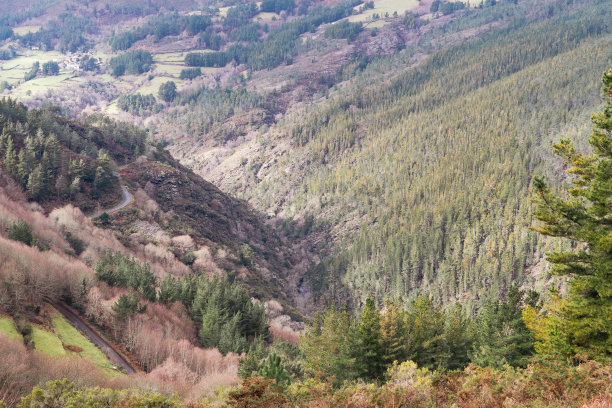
87, 186, 133, 219
47, 299, 137, 374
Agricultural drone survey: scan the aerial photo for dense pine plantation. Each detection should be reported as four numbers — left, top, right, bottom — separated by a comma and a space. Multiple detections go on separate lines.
242, 0, 612, 308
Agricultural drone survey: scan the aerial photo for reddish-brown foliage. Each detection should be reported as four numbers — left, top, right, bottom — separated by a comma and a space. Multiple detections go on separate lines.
270, 325, 300, 345
228, 377, 288, 408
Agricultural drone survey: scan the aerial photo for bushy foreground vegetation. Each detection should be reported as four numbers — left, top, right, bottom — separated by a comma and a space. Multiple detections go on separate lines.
7, 358, 612, 407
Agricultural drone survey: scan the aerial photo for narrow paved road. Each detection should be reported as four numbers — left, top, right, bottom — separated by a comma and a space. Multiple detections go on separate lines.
47, 299, 137, 374
87, 186, 133, 219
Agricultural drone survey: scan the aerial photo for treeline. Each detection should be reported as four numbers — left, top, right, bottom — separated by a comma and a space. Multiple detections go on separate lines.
109, 50, 153, 76
239, 286, 535, 387
17, 14, 96, 53
109, 12, 212, 51
159, 274, 269, 354
184, 51, 228, 68
96, 251, 156, 301
261, 0, 296, 13
430, 0, 466, 14
179, 67, 201, 80
0, 99, 146, 207
117, 93, 162, 116
324, 20, 363, 43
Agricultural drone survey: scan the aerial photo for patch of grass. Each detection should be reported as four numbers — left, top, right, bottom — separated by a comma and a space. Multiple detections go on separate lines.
218, 6, 231, 17
253, 12, 279, 21
136, 75, 184, 95
51, 313, 120, 377
32, 326, 66, 356
12, 25, 41, 35
153, 64, 185, 77
0, 316, 21, 340
155, 52, 188, 63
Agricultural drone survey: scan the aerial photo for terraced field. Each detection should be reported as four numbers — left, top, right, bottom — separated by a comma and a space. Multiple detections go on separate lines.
0, 310, 121, 377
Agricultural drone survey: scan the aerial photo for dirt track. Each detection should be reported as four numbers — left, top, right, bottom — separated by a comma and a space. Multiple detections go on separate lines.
48, 300, 137, 374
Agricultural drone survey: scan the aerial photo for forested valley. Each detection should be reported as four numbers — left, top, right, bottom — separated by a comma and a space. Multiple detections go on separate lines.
0, 0, 610, 406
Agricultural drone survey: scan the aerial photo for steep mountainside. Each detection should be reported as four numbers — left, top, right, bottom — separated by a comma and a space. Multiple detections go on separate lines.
162, 0, 612, 310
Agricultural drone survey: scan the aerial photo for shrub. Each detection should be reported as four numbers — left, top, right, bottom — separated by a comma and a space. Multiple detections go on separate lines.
64, 231, 84, 255
181, 251, 196, 265
158, 81, 177, 102
227, 377, 288, 408
41, 61, 60, 75
8, 220, 33, 246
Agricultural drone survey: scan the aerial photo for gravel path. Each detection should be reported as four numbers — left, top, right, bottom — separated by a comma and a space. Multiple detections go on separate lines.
87, 186, 133, 219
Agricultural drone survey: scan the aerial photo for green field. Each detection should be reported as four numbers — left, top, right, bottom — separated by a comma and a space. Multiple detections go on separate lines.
348, 0, 419, 22
51, 313, 119, 376
32, 326, 66, 356
0, 316, 21, 339
1, 312, 119, 376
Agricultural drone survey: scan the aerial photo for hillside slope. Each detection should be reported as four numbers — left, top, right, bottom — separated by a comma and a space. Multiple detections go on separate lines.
163, 0, 612, 309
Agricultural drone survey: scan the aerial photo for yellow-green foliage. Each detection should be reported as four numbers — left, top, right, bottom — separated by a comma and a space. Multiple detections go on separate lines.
0, 316, 21, 340
386, 360, 432, 391
247, 4, 612, 308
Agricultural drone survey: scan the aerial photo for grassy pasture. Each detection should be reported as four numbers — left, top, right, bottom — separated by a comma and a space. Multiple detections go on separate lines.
348, 0, 419, 22
154, 64, 185, 77
0, 316, 21, 340
0, 50, 66, 87
32, 325, 66, 356
51, 313, 119, 377
136, 75, 182, 95
2, 311, 120, 377
155, 52, 188, 63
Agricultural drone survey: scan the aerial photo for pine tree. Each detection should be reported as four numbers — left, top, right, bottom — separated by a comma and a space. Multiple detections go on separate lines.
380, 300, 408, 369
443, 304, 474, 370
532, 69, 612, 359
471, 286, 535, 368
4, 136, 17, 178
405, 296, 446, 370
158, 275, 177, 304
357, 297, 384, 380
258, 353, 288, 387
239, 336, 266, 379
300, 306, 357, 385
26, 165, 43, 199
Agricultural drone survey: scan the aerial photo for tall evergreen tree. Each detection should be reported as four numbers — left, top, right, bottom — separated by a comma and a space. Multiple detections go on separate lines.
531, 69, 612, 359
380, 300, 408, 369
357, 297, 384, 380
472, 285, 535, 368
405, 297, 446, 370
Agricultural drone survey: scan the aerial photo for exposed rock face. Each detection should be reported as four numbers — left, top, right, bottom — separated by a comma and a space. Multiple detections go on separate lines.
121, 150, 308, 318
